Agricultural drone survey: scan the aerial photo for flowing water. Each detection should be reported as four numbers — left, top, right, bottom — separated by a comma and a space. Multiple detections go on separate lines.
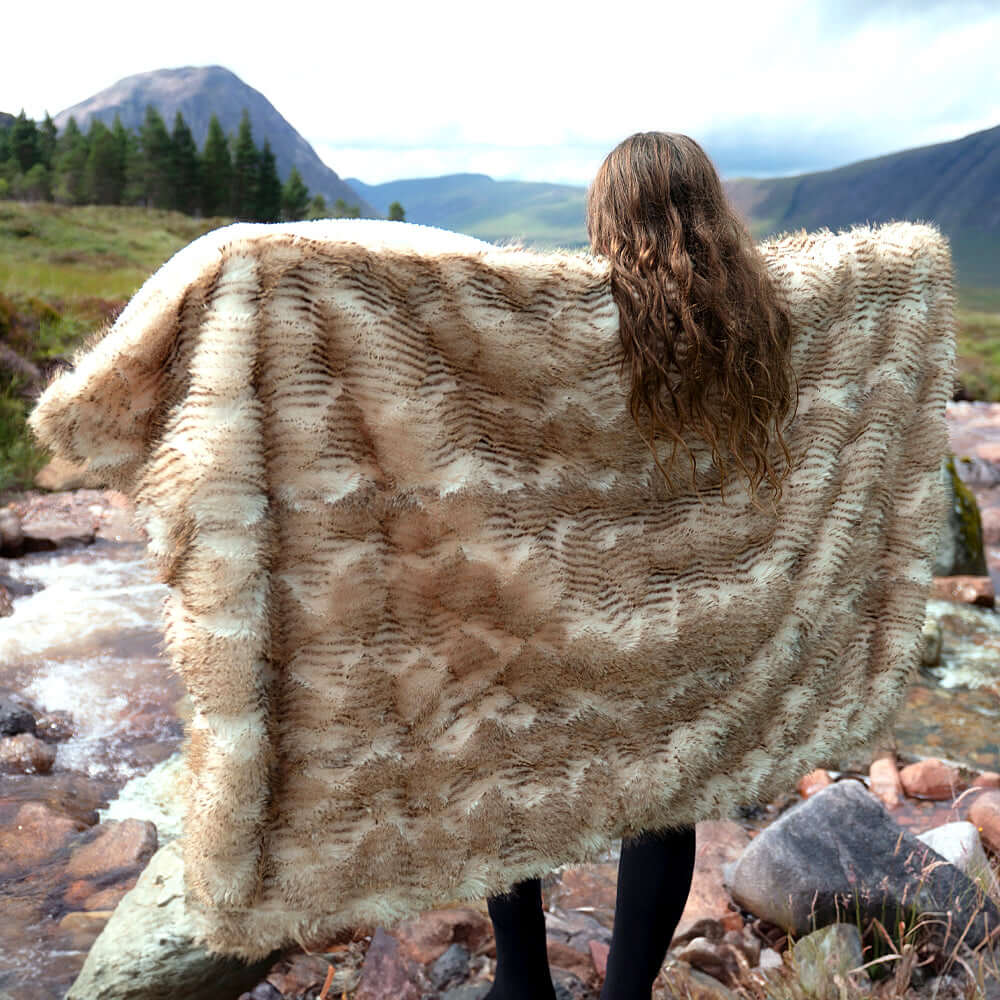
0, 538, 998, 998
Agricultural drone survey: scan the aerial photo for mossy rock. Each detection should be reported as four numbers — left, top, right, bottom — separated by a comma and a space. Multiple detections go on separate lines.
933, 454, 988, 577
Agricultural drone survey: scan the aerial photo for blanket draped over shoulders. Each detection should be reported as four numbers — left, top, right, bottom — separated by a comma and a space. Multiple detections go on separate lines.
27, 218, 956, 959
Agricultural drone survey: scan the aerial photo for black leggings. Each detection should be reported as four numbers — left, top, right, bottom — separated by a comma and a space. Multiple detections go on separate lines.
484, 824, 697, 1000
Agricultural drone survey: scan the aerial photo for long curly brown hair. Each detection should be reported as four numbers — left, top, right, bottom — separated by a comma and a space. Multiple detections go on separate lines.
587, 131, 798, 507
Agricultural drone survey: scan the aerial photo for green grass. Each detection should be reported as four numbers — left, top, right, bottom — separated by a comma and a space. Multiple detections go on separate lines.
956, 309, 1000, 401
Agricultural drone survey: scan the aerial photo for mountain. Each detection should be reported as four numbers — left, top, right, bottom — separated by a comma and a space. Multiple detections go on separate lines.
0, 112, 14, 131
726, 124, 1000, 290
53, 66, 375, 216
347, 174, 588, 247
355, 124, 999, 290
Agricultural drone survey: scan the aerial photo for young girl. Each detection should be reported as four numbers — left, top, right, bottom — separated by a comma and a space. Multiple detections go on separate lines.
483, 132, 799, 1000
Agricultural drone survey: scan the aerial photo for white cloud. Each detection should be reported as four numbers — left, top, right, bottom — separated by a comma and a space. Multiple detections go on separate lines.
2, 0, 996, 185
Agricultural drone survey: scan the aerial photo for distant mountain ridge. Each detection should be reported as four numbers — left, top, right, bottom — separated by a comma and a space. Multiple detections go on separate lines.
347, 173, 587, 247
53, 66, 374, 216
354, 125, 999, 290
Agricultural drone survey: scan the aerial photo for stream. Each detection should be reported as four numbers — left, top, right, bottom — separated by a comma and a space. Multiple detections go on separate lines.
1, 530, 999, 998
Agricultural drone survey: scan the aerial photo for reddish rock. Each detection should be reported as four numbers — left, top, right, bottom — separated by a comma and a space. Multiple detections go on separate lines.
64, 879, 96, 906
266, 953, 335, 997
66, 818, 157, 879
672, 821, 750, 944
973, 771, 1000, 790
870, 753, 904, 810
968, 790, 1000, 854
674, 936, 740, 985
899, 758, 963, 801
546, 937, 598, 986
930, 576, 996, 608
589, 939, 609, 980
392, 906, 491, 965
797, 770, 833, 798
84, 878, 138, 910
354, 926, 421, 1000
19, 510, 96, 551
0, 507, 22, 554
980, 507, 1000, 546
547, 863, 619, 930
0, 732, 57, 774
0, 585, 11, 617
0, 801, 84, 875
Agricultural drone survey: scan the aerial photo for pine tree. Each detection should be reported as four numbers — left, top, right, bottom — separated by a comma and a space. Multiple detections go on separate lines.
139, 105, 173, 209
114, 116, 144, 205
281, 167, 310, 221
37, 113, 57, 169
200, 114, 232, 217
170, 112, 200, 215
231, 109, 259, 219
52, 117, 89, 205
255, 140, 282, 222
85, 118, 124, 205
387, 201, 405, 222
307, 194, 327, 219
9, 111, 39, 172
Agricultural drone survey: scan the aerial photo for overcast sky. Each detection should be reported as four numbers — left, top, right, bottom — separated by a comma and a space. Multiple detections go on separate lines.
3, 0, 998, 186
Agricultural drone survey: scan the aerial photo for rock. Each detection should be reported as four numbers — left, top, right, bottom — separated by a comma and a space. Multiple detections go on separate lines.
0, 801, 84, 874
674, 936, 740, 985
95, 504, 146, 543
797, 770, 833, 798
981, 507, 1000, 545
673, 821, 750, 943
242, 983, 283, 1000
19, 508, 95, 551
0, 507, 22, 554
791, 924, 867, 1000
440, 984, 490, 1000
0, 585, 10, 617
920, 618, 943, 666
663, 964, 739, 999
973, 771, 1000, 790
723, 928, 760, 967
64, 839, 281, 1000
918, 821, 1000, 898
589, 939, 609, 980
59, 909, 114, 945
551, 966, 592, 999
968, 790, 1000, 854
354, 926, 422, 1000
546, 938, 598, 987
869, 753, 903, 810
0, 731, 56, 773
34, 709, 74, 742
429, 941, 471, 990
934, 455, 988, 577
84, 879, 140, 911
392, 906, 492, 965
758, 947, 784, 971
898, 758, 963, 800
725, 780, 1000, 950
265, 953, 333, 996
66, 818, 158, 879
34, 456, 92, 492
930, 575, 996, 607
545, 909, 612, 954
0, 695, 36, 736
548, 863, 618, 928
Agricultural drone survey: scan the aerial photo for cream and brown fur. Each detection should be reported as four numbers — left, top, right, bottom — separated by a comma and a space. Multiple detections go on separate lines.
27, 219, 955, 959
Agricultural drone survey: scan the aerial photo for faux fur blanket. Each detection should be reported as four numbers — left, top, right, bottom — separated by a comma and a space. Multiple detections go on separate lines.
27, 219, 955, 960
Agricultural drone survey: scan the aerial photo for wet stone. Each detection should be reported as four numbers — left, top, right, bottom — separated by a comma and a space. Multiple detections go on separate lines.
0, 696, 35, 737
898, 757, 963, 800
0, 732, 56, 774
65, 818, 157, 879
429, 941, 471, 990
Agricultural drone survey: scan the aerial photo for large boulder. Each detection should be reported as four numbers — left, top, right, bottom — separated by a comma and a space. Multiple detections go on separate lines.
65, 839, 281, 1000
934, 455, 988, 577
725, 780, 999, 950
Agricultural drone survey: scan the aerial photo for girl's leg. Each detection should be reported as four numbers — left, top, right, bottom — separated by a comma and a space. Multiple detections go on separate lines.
484, 875, 557, 1000
600, 824, 697, 1000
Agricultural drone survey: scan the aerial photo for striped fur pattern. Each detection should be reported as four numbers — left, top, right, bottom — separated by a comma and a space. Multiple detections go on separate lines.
27, 219, 955, 959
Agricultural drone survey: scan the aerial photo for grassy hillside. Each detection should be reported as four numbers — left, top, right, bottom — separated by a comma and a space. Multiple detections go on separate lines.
0, 202, 230, 490
1, 202, 997, 491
